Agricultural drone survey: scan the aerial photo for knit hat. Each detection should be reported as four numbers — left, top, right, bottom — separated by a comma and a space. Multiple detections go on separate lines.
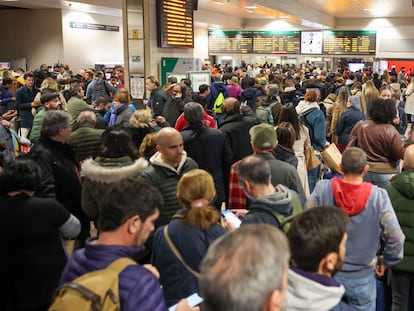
249, 123, 277, 150
40, 92, 59, 104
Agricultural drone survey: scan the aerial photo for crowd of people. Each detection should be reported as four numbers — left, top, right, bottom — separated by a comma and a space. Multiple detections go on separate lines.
0, 61, 413, 311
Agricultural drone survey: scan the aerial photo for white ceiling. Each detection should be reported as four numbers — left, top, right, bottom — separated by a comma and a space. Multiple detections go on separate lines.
1, 0, 414, 27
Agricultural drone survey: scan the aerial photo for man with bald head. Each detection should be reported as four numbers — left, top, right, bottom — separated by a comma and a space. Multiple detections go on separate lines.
140, 127, 198, 228
387, 144, 414, 310
219, 97, 257, 164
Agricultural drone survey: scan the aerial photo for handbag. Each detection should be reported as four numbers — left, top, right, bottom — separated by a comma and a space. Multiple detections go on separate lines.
163, 225, 201, 278
304, 145, 321, 170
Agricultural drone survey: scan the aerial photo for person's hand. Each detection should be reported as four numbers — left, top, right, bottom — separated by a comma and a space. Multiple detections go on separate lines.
2, 110, 17, 121
143, 264, 160, 279
1, 119, 10, 127
155, 115, 166, 124
392, 116, 400, 125
231, 209, 248, 219
223, 218, 236, 232
175, 299, 200, 311
375, 255, 387, 277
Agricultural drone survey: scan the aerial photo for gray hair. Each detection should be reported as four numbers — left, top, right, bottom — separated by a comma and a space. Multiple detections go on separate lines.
237, 155, 271, 186
200, 224, 290, 311
341, 147, 367, 174
40, 110, 71, 137
77, 110, 97, 125
184, 102, 203, 124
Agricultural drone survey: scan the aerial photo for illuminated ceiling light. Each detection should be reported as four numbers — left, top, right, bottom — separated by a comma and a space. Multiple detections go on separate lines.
279, 15, 290, 19
244, 5, 258, 9
214, 0, 225, 4
246, 9, 254, 13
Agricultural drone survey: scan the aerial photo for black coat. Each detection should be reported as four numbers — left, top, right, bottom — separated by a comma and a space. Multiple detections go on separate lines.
182, 123, 233, 206
29, 136, 89, 242
219, 113, 256, 164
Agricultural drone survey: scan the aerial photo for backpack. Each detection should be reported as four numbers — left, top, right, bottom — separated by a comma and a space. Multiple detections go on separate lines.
49, 258, 136, 311
213, 92, 225, 113
255, 101, 278, 125
248, 190, 302, 233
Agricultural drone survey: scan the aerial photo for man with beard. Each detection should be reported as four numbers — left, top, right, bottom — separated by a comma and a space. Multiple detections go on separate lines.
308, 147, 404, 310
285, 206, 356, 311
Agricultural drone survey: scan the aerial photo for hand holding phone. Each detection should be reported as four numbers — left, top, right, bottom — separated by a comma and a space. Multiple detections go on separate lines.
221, 210, 241, 229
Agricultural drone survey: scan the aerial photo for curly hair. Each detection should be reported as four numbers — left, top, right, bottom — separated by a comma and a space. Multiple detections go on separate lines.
369, 98, 396, 124
130, 108, 153, 128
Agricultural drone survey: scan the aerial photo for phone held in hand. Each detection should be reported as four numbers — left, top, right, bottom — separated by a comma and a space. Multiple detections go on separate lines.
221, 210, 242, 228
168, 293, 203, 311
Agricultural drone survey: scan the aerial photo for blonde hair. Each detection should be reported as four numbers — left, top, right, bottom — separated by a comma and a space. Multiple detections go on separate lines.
40, 77, 58, 91
139, 132, 158, 159
176, 169, 219, 230
230, 76, 240, 86
130, 108, 152, 128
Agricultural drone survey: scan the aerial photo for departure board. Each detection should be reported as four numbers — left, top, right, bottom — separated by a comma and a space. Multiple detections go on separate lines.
322, 30, 376, 55
208, 31, 253, 54
157, 0, 194, 48
252, 31, 300, 54
208, 31, 300, 54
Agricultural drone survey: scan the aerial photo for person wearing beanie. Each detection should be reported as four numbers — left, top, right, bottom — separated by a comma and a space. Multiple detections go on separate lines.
29, 91, 61, 144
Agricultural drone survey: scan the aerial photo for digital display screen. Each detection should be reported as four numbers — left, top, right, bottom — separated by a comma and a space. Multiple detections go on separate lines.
322, 30, 376, 55
208, 31, 300, 54
158, 0, 194, 48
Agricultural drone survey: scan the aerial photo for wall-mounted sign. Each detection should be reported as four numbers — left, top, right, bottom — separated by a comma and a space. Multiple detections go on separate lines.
157, 0, 194, 48
69, 21, 119, 32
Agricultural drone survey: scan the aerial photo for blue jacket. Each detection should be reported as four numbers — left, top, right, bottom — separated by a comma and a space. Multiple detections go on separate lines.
336, 107, 364, 145
303, 108, 326, 151
152, 212, 226, 306
15, 85, 39, 128
207, 82, 228, 110
59, 239, 167, 311
240, 87, 262, 109
0, 85, 13, 111
86, 78, 117, 104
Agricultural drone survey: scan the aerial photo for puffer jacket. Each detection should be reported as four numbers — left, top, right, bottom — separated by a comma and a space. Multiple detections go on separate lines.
387, 171, 414, 272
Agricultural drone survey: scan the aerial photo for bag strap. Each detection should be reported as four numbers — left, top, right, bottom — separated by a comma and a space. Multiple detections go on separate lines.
106, 257, 137, 273
163, 225, 201, 278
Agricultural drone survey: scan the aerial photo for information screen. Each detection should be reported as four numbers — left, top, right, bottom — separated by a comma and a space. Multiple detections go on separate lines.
322, 30, 376, 55
157, 0, 194, 48
208, 31, 300, 54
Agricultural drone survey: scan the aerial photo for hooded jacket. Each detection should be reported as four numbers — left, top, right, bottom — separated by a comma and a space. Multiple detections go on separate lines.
207, 82, 228, 111
240, 87, 262, 109
387, 171, 414, 272
81, 156, 148, 220
296, 101, 326, 151
309, 178, 405, 278
335, 102, 364, 145
242, 184, 303, 227
285, 266, 355, 311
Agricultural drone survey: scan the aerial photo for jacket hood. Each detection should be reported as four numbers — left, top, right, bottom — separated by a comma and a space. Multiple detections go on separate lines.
212, 82, 227, 93
81, 156, 148, 183
295, 100, 320, 116
285, 268, 345, 311
250, 184, 293, 216
331, 177, 373, 216
390, 171, 414, 199
149, 150, 189, 174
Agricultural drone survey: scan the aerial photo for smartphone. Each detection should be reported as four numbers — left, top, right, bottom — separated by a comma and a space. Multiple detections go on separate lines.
221, 209, 241, 228
168, 293, 203, 311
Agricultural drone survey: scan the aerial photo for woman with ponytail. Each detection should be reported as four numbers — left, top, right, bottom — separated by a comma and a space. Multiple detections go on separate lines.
152, 169, 226, 307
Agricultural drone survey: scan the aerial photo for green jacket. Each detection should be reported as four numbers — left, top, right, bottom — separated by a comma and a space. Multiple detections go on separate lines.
81, 156, 148, 220
29, 108, 47, 143
69, 124, 105, 162
67, 96, 90, 126
387, 170, 414, 272
139, 151, 198, 228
